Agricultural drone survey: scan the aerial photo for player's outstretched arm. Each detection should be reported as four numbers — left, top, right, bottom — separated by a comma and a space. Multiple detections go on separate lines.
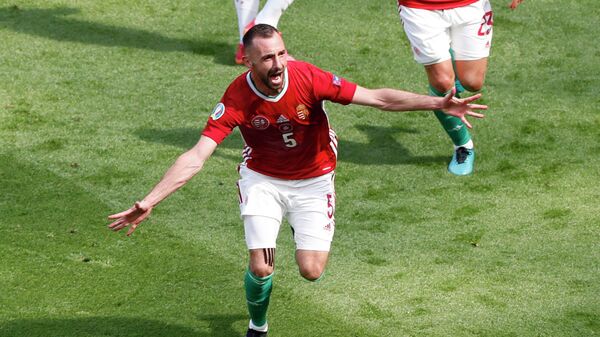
351, 86, 487, 128
108, 136, 218, 236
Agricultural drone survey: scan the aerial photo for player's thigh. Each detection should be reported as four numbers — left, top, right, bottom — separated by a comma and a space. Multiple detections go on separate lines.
238, 166, 286, 251
244, 215, 281, 250
237, 165, 285, 220
245, 216, 280, 276
286, 174, 336, 252
449, 0, 493, 61
399, 6, 452, 65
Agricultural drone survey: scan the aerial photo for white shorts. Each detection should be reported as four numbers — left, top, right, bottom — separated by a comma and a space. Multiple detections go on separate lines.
399, 0, 493, 65
237, 165, 336, 251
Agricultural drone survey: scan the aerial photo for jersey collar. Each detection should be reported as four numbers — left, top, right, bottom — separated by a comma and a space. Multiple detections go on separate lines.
246, 67, 289, 102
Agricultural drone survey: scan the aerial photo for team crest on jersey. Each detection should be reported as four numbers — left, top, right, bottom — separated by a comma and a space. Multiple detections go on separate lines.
332, 75, 342, 87
210, 103, 225, 120
251, 115, 270, 130
278, 123, 293, 133
296, 104, 310, 120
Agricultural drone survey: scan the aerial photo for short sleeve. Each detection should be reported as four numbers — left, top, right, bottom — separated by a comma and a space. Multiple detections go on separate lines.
308, 63, 357, 105
201, 99, 241, 144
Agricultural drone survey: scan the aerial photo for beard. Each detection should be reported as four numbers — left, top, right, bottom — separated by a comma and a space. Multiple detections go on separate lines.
257, 66, 285, 94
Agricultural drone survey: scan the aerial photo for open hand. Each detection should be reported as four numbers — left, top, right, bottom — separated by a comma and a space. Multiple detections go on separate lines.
108, 201, 152, 236
441, 89, 487, 129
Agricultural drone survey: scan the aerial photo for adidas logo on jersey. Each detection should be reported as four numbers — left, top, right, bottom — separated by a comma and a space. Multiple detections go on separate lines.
276, 115, 290, 124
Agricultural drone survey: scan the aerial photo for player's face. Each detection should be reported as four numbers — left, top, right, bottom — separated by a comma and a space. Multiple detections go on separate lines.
244, 34, 289, 96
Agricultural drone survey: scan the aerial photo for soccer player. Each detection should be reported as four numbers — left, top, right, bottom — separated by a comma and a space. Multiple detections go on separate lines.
397, 0, 524, 175
234, 0, 295, 64
107, 24, 486, 337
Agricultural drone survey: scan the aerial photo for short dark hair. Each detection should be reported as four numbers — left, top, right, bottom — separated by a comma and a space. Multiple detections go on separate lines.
242, 24, 280, 50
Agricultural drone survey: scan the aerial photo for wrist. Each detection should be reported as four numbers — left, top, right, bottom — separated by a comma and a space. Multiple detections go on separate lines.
434, 97, 445, 110
137, 200, 152, 211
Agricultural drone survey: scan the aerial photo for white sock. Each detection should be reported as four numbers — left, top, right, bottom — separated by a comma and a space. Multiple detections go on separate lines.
249, 320, 268, 332
255, 0, 294, 28
455, 139, 474, 150
234, 0, 259, 42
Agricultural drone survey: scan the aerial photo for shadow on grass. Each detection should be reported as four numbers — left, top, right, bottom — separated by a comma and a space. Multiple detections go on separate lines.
0, 5, 234, 65
341, 124, 447, 165
0, 153, 253, 337
0, 315, 246, 337
135, 124, 447, 166
136, 127, 203, 150
135, 127, 244, 162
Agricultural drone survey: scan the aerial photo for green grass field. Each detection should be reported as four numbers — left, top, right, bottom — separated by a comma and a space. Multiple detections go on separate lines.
1, 0, 599, 336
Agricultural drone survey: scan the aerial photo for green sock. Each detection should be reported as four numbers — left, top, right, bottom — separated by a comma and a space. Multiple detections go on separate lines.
429, 85, 471, 147
245, 269, 273, 328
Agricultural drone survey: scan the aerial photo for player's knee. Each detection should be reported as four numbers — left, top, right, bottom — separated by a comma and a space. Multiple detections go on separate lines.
429, 75, 455, 94
299, 265, 324, 281
301, 270, 323, 282
458, 73, 485, 92
461, 79, 484, 92
250, 264, 274, 278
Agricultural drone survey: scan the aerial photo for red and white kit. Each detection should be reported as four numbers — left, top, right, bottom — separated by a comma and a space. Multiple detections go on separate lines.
398, 0, 494, 65
202, 60, 357, 251
202, 60, 357, 180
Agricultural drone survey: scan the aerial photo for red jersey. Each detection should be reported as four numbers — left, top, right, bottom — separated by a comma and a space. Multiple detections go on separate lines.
398, 0, 478, 10
202, 61, 357, 180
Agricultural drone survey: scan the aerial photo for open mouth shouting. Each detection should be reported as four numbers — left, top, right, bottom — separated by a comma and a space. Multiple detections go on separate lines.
268, 68, 284, 89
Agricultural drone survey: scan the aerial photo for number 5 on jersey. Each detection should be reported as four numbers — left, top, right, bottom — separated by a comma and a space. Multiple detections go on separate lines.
282, 132, 297, 148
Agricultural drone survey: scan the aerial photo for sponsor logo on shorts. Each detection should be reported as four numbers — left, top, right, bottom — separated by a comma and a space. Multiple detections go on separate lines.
251, 115, 270, 130
210, 102, 225, 120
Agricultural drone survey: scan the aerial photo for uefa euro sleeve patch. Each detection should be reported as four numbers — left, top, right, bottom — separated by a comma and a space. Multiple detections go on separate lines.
332, 75, 342, 87
210, 102, 225, 120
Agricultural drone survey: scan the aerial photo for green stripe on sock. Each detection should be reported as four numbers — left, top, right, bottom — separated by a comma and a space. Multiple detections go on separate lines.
429, 85, 471, 146
245, 269, 273, 327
